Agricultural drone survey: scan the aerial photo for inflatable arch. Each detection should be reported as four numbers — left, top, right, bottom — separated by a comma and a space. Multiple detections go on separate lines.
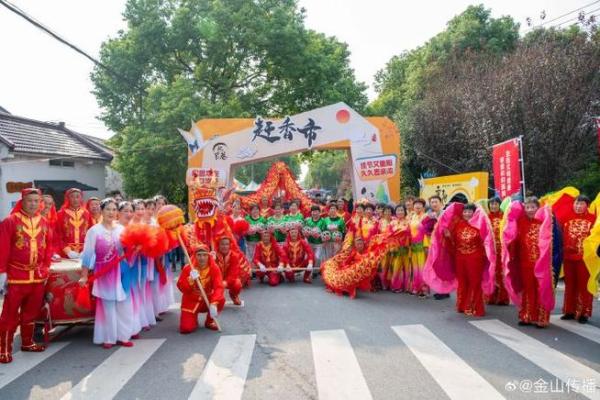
179, 102, 401, 211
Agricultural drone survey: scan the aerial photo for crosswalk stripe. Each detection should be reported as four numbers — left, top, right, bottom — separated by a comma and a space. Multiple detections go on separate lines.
0, 342, 69, 390
311, 329, 373, 400
392, 325, 504, 400
549, 315, 600, 345
471, 319, 600, 400
188, 334, 256, 400
60, 339, 165, 400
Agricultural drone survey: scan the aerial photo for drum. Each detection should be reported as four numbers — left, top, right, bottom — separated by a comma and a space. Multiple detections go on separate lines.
42, 259, 95, 324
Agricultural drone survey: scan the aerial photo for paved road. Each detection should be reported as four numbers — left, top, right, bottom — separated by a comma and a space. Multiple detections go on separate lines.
0, 277, 599, 400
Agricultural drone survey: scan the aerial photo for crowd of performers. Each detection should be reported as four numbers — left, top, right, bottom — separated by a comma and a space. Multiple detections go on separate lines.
0, 185, 599, 365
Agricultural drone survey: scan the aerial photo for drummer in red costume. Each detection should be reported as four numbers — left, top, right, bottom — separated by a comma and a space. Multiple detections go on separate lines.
282, 226, 315, 283
0, 188, 53, 363
560, 195, 596, 323
56, 188, 92, 259
254, 229, 287, 286
177, 243, 224, 333
214, 236, 243, 305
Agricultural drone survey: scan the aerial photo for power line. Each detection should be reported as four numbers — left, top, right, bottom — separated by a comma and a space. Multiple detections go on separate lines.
525, 1, 600, 31
0, 0, 138, 91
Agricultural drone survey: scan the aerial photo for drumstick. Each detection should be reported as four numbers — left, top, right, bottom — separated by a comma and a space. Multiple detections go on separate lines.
176, 233, 222, 332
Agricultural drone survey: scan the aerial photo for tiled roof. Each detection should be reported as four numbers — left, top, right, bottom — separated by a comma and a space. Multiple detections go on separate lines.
0, 113, 112, 161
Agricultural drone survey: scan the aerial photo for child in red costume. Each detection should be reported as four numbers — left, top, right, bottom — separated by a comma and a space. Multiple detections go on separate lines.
253, 230, 287, 286
177, 243, 225, 333
282, 226, 315, 283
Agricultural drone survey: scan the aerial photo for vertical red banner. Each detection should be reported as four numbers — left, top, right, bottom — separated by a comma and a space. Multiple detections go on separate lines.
492, 138, 522, 198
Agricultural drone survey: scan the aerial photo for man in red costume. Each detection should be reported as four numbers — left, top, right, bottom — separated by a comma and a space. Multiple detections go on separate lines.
177, 243, 225, 333
0, 188, 53, 363
514, 197, 550, 327
253, 229, 287, 286
214, 236, 243, 305
56, 188, 92, 259
560, 195, 596, 323
282, 226, 314, 283
486, 197, 509, 305
444, 204, 486, 316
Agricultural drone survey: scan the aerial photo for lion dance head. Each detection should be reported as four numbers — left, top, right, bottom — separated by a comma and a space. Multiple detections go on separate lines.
189, 171, 220, 224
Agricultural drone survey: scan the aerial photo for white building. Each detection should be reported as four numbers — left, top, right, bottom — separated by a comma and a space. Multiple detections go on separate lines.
0, 109, 113, 218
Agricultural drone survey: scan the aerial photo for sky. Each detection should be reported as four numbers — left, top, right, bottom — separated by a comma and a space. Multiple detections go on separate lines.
0, 0, 594, 139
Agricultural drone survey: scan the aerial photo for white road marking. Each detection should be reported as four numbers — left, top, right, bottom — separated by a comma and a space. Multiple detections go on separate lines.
0, 342, 69, 390
60, 339, 165, 400
310, 329, 373, 400
471, 319, 600, 400
188, 334, 256, 400
392, 325, 504, 400
549, 315, 600, 345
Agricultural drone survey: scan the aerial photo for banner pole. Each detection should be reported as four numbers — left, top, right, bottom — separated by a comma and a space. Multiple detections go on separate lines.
518, 135, 526, 198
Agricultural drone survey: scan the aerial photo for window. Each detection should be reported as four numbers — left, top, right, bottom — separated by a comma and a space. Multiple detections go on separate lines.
49, 159, 75, 167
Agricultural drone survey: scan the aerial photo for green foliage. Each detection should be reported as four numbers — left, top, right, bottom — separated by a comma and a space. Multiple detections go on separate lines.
302, 150, 349, 191
565, 162, 600, 198
372, 4, 600, 196
234, 156, 301, 186
92, 0, 367, 202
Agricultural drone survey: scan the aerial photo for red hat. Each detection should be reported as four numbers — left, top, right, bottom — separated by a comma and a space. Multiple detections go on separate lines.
191, 242, 210, 254
10, 188, 43, 215
61, 188, 83, 211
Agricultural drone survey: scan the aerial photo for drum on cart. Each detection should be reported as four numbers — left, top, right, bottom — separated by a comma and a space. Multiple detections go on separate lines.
36, 259, 95, 342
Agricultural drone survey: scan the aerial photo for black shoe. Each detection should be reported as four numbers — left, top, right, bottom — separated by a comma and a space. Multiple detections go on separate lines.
518, 321, 531, 326
433, 293, 450, 300
578, 316, 589, 324
560, 313, 575, 320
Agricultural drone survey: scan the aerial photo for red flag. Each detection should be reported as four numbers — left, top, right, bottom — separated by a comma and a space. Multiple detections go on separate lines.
492, 138, 522, 198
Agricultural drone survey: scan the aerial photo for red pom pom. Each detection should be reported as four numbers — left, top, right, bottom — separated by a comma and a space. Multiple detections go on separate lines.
233, 219, 250, 236
121, 224, 153, 250
142, 227, 170, 258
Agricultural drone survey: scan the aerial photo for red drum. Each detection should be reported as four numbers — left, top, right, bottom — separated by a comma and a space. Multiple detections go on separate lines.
39, 259, 95, 324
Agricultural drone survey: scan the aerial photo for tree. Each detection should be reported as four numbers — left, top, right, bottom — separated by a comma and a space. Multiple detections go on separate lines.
372, 4, 600, 195
302, 150, 350, 193
234, 156, 301, 186
92, 0, 367, 202
370, 5, 520, 191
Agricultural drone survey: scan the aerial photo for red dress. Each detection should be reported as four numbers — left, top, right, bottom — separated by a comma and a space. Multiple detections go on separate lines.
561, 210, 596, 319
253, 241, 287, 286
486, 211, 509, 305
56, 207, 92, 257
282, 238, 315, 283
0, 211, 53, 361
215, 250, 243, 300
515, 216, 549, 326
451, 219, 486, 316
177, 262, 225, 333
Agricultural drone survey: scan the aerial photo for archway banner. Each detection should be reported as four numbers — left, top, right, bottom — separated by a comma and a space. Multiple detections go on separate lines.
179, 102, 401, 211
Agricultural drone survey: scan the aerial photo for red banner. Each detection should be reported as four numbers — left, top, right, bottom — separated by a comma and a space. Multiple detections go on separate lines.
492, 138, 521, 199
